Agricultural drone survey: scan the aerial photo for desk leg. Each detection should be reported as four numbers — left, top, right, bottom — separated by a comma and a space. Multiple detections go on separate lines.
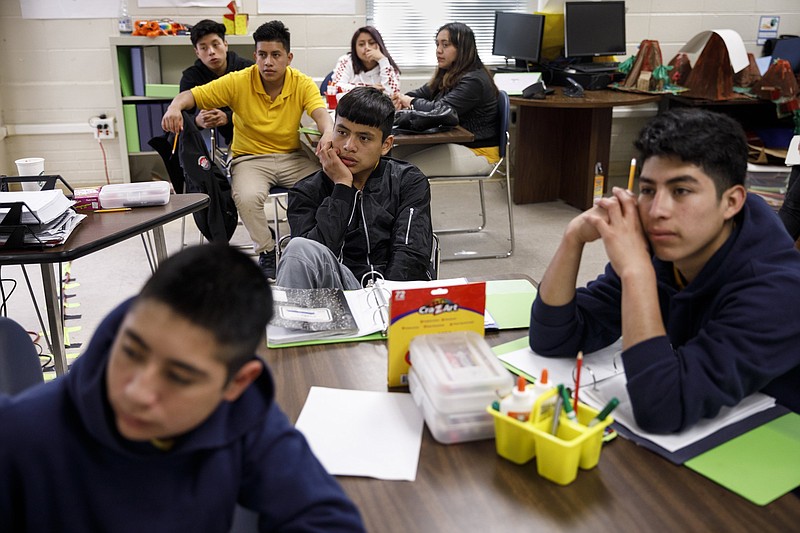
40, 263, 67, 376
151, 226, 168, 266
514, 106, 612, 210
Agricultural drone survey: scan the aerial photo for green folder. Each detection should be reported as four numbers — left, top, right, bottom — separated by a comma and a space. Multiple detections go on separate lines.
122, 104, 139, 153
491, 336, 536, 382
485, 279, 537, 329
117, 47, 133, 97
684, 412, 800, 505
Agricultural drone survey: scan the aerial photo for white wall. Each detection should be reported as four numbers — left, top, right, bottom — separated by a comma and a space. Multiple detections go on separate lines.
0, 0, 798, 187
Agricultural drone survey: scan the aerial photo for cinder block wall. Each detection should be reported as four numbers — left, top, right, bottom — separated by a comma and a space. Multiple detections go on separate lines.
0, 0, 797, 188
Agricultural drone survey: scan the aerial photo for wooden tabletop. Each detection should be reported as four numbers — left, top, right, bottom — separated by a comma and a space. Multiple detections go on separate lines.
0, 193, 209, 265
393, 125, 474, 146
510, 87, 660, 109
262, 318, 800, 532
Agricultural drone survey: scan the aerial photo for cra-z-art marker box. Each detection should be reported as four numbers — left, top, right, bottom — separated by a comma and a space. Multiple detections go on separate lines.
387, 282, 485, 387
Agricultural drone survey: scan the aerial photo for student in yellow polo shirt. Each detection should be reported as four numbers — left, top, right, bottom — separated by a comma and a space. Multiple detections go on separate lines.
163, 20, 333, 280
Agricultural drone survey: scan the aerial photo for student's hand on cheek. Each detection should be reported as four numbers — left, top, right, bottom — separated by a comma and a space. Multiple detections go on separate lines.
319, 141, 353, 187
365, 48, 385, 62
595, 187, 650, 276
566, 204, 608, 245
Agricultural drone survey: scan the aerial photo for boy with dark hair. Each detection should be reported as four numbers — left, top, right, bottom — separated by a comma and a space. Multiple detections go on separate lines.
163, 20, 334, 280
0, 244, 365, 532
276, 87, 433, 289
180, 19, 253, 145
530, 108, 800, 434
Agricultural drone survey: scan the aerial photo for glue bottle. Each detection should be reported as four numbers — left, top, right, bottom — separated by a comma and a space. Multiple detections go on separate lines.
532, 368, 556, 417
593, 162, 604, 205
500, 375, 535, 422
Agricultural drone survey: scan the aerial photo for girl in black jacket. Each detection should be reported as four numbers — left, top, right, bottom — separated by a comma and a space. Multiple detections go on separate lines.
392, 22, 499, 177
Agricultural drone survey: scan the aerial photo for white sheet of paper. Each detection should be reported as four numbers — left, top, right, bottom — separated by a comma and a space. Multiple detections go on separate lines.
679, 30, 750, 72
498, 339, 624, 386
295, 387, 424, 481
582, 375, 776, 452
786, 135, 800, 165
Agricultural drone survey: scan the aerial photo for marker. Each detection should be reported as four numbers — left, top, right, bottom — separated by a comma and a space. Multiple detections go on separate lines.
588, 397, 620, 427
94, 208, 131, 213
627, 158, 636, 191
573, 351, 583, 413
559, 383, 577, 422
171, 131, 179, 155
550, 391, 563, 435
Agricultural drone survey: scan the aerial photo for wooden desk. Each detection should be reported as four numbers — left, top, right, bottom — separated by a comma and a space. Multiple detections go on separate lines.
511, 89, 660, 210
262, 326, 799, 531
392, 125, 474, 146
0, 193, 209, 376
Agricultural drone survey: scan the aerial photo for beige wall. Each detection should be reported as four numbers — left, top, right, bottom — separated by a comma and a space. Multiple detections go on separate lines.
0, 0, 798, 187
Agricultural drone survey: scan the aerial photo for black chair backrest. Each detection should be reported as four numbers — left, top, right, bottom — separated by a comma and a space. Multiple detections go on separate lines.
497, 91, 510, 159
319, 71, 334, 95
0, 317, 44, 395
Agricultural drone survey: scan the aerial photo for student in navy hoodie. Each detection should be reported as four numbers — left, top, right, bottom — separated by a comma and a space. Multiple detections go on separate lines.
530, 108, 800, 434
0, 244, 365, 532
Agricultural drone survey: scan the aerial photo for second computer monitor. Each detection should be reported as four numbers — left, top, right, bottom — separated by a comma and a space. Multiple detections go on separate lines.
564, 1, 627, 58
492, 11, 545, 69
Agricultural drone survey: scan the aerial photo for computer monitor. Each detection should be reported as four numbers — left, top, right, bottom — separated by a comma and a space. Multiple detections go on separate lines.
492, 11, 545, 70
564, 1, 627, 59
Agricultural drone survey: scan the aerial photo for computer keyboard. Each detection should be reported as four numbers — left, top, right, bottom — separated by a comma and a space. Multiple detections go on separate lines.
572, 62, 620, 73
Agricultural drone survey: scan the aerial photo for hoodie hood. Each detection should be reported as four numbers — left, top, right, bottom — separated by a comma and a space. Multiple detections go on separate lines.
65, 298, 275, 456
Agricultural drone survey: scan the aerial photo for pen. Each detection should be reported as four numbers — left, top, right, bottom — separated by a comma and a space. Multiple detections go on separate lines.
171, 131, 179, 155
573, 351, 583, 413
559, 383, 577, 422
588, 397, 620, 427
94, 208, 131, 213
550, 389, 563, 435
627, 158, 636, 191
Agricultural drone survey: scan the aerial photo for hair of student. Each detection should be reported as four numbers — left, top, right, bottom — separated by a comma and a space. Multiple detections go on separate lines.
349, 26, 401, 75
336, 86, 395, 141
190, 19, 227, 47
634, 108, 748, 196
135, 244, 273, 376
428, 22, 491, 95
253, 20, 291, 52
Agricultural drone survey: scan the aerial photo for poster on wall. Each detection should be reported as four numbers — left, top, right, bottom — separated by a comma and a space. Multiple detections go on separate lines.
139, 0, 229, 6
20, 0, 117, 19
258, 0, 355, 15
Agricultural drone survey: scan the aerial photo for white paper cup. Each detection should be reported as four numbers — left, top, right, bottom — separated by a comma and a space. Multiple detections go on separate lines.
15, 157, 45, 191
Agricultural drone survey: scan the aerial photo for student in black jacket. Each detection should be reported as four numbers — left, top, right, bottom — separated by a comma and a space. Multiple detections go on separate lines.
180, 19, 253, 145
392, 22, 498, 177
277, 87, 433, 289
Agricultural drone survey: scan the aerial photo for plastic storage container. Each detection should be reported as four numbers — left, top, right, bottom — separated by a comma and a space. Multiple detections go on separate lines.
408, 331, 513, 444
488, 387, 613, 485
99, 181, 170, 208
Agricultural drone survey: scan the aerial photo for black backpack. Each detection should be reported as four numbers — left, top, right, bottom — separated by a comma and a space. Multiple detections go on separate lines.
177, 111, 238, 242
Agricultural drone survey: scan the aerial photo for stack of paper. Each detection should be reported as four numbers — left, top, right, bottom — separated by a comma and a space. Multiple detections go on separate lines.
0, 190, 85, 247
0, 190, 74, 224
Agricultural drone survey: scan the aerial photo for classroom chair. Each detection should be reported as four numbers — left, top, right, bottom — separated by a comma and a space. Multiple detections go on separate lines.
0, 317, 44, 395
268, 186, 290, 262
319, 71, 334, 95
428, 90, 515, 261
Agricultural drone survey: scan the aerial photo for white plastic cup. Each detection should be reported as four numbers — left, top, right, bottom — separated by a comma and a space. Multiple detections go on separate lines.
15, 157, 45, 191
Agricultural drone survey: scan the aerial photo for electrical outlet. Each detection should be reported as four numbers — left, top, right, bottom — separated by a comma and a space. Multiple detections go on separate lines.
90, 115, 116, 140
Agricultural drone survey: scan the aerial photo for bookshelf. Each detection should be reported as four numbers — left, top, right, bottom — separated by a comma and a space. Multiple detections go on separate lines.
109, 35, 254, 183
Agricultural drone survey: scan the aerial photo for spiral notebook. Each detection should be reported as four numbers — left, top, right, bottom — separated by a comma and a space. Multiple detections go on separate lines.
266, 284, 389, 347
